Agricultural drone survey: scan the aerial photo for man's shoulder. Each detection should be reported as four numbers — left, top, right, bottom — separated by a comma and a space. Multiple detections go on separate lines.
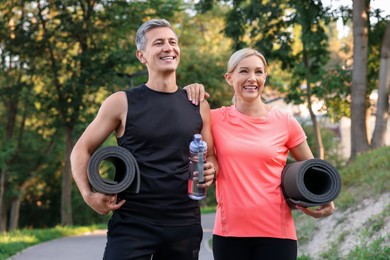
124, 84, 146, 94
104, 91, 127, 105
121, 85, 149, 102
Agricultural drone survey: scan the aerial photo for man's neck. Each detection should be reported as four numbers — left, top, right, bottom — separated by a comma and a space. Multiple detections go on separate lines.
145, 72, 178, 93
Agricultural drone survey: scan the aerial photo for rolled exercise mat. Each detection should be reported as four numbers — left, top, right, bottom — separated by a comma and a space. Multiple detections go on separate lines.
281, 159, 341, 208
87, 146, 140, 194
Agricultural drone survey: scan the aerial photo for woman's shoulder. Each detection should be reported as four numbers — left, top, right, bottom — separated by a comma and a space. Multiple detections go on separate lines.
268, 106, 295, 119
212, 105, 232, 113
211, 105, 232, 118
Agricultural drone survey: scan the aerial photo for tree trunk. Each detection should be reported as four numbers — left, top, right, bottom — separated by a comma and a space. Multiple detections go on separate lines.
0, 169, 5, 232
0, 191, 7, 232
61, 126, 74, 226
9, 197, 21, 231
350, 0, 370, 160
0, 94, 18, 232
371, 21, 390, 148
302, 45, 325, 159
309, 102, 324, 159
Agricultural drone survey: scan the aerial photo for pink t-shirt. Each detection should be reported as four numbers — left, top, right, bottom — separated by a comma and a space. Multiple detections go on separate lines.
211, 105, 306, 239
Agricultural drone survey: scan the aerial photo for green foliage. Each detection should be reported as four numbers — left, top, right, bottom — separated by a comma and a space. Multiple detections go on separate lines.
15, 139, 64, 228
285, 0, 331, 106
0, 0, 184, 230
321, 68, 351, 121
301, 121, 344, 167
177, 3, 234, 108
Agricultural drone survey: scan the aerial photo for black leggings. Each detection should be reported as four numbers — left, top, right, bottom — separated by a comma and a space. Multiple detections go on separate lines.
213, 235, 297, 260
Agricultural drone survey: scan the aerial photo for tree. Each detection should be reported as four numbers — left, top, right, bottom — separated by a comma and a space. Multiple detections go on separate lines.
350, 0, 370, 160
348, 0, 390, 158
371, 21, 390, 148
286, 0, 332, 159
178, 2, 233, 108
0, 1, 43, 231
197, 0, 332, 158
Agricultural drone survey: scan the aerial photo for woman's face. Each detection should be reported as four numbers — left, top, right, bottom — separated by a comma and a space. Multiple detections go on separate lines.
225, 55, 267, 103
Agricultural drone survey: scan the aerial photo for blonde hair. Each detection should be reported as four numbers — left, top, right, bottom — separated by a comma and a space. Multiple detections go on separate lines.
227, 48, 268, 73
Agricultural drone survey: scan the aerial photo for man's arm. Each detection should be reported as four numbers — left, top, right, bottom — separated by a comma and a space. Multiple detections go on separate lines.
70, 91, 127, 215
199, 100, 218, 187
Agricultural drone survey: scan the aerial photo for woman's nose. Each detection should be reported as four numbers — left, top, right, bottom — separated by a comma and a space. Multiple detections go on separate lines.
247, 72, 257, 82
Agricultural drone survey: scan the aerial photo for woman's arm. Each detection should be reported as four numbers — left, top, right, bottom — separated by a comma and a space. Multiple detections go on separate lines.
183, 83, 210, 105
289, 141, 335, 218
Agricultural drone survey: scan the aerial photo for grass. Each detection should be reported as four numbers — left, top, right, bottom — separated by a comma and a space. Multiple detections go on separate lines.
0, 224, 105, 260
200, 206, 216, 214
345, 235, 390, 260
336, 146, 390, 210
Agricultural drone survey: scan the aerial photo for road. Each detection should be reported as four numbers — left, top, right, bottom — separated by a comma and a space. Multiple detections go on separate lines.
9, 213, 215, 260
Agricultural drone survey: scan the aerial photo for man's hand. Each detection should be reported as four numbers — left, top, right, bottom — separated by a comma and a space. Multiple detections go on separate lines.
83, 192, 126, 215
183, 83, 210, 105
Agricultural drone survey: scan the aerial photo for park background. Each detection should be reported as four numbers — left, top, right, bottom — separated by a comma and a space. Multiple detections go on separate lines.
0, 0, 389, 259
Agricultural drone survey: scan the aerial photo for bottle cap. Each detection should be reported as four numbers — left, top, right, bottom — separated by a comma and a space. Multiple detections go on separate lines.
190, 134, 207, 152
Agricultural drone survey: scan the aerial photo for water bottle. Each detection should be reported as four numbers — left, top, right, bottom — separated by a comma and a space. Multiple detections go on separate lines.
188, 134, 207, 200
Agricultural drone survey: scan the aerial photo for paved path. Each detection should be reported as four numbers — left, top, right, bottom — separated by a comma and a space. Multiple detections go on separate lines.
9, 213, 215, 260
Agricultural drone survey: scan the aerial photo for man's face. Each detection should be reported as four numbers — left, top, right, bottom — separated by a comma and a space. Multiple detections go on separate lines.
138, 27, 180, 73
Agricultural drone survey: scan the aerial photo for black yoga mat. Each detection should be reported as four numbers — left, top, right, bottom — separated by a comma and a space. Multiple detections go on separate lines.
87, 146, 140, 194
281, 159, 341, 208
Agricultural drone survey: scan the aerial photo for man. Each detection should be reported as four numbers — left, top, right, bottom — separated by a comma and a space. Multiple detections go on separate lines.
70, 19, 217, 260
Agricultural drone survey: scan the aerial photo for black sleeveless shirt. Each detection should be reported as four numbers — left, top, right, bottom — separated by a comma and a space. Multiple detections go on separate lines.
116, 84, 202, 226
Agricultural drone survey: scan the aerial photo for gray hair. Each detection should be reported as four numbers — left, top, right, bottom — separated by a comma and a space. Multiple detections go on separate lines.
227, 48, 268, 73
135, 19, 177, 51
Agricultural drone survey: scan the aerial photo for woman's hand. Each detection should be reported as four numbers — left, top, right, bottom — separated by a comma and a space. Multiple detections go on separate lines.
183, 83, 210, 105
296, 201, 335, 219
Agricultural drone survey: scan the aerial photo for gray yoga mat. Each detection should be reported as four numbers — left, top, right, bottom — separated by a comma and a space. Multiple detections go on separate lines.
87, 146, 140, 194
281, 159, 341, 208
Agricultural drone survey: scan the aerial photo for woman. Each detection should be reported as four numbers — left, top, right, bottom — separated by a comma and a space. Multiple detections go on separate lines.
186, 48, 334, 260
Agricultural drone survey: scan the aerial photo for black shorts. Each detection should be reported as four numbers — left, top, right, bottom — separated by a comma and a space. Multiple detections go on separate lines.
103, 212, 203, 260
213, 235, 297, 260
